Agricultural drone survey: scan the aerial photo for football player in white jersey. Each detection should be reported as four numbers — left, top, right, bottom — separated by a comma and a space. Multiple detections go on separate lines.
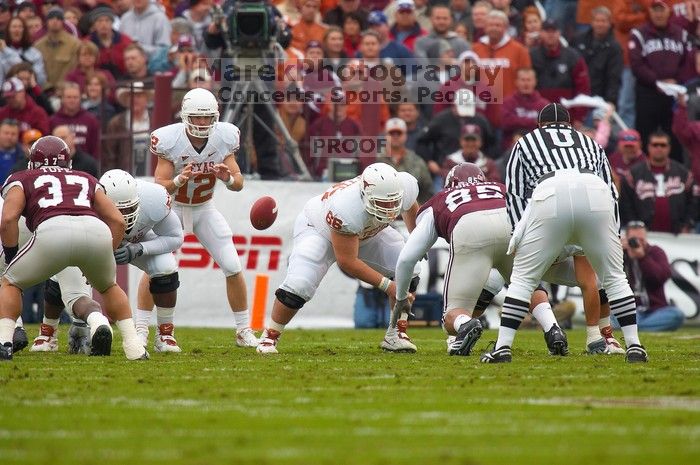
256, 163, 423, 354
97, 170, 185, 352
150, 88, 259, 348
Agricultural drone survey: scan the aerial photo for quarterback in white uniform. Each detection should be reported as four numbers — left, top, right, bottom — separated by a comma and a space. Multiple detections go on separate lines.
99, 170, 185, 352
256, 163, 422, 354
150, 88, 258, 347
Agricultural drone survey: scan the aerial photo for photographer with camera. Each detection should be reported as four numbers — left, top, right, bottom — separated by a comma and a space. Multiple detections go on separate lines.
621, 221, 685, 332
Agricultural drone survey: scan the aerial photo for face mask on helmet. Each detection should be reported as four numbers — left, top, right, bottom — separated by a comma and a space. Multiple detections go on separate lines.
99, 169, 141, 231
360, 164, 404, 223
181, 88, 219, 138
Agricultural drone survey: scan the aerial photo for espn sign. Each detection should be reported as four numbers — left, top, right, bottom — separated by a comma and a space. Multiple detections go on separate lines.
177, 234, 283, 271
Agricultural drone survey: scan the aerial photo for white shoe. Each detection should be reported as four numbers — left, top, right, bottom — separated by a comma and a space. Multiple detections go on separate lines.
123, 339, 149, 360
380, 321, 417, 353
256, 329, 280, 354
68, 322, 91, 355
30, 324, 58, 352
601, 325, 625, 355
446, 335, 456, 354
236, 328, 260, 347
154, 323, 182, 353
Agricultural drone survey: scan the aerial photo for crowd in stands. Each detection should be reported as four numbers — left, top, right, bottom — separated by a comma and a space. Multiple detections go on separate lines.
0, 0, 699, 235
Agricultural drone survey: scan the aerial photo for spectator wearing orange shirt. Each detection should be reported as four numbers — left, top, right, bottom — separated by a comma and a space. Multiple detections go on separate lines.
291, 0, 328, 51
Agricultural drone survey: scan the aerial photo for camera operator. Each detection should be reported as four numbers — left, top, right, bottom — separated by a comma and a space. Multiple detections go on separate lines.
203, 0, 292, 179
621, 221, 685, 332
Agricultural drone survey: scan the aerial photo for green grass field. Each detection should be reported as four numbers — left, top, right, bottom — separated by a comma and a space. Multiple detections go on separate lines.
1, 326, 699, 465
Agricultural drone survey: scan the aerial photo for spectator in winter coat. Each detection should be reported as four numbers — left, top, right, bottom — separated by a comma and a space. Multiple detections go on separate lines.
119, 0, 172, 58
414, 4, 470, 59
0, 37, 22, 84
608, 128, 646, 191
396, 102, 427, 152
630, 0, 694, 162
324, 0, 369, 29
0, 77, 49, 136
672, 93, 700, 196
34, 8, 80, 92
49, 82, 101, 160
432, 50, 490, 117
472, 9, 531, 126
572, 6, 623, 108
0, 118, 22, 183
64, 41, 116, 96
500, 67, 550, 150
292, 0, 328, 51
619, 130, 698, 234
89, 7, 133, 80
389, 0, 426, 52
366, 10, 414, 64
530, 19, 591, 124
4, 17, 47, 87
6, 62, 54, 117
441, 124, 501, 183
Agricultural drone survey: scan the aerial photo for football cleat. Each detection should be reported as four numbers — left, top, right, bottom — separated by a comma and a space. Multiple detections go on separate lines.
480, 343, 512, 363
544, 324, 569, 356
236, 328, 260, 348
13, 326, 29, 353
586, 338, 607, 355
380, 321, 417, 353
68, 322, 91, 355
30, 324, 58, 352
89, 325, 113, 356
445, 335, 456, 354
625, 344, 648, 363
124, 340, 149, 361
600, 325, 625, 355
256, 329, 281, 354
448, 318, 483, 356
154, 323, 182, 353
0, 342, 13, 361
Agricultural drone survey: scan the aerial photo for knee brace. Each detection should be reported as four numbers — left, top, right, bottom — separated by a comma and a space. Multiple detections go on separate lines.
598, 288, 608, 305
44, 279, 64, 308
408, 276, 420, 293
275, 288, 306, 310
149, 272, 180, 294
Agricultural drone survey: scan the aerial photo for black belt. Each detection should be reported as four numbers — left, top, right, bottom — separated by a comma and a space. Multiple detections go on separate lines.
537, 168, 596, 184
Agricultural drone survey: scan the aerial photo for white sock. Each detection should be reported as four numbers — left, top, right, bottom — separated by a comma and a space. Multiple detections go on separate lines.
15, 316, 23, 328
43, 317, 60, 329
598, 316, 611, 330
116, 318, 146, 360
453, 313, 471, 333
233, 310, 250, 331
531, 302, 557, 332
0, 318, 15, 345
586, 325, 601, 345
496, 327, 517, 349
86, 312, 111, 338
268, 320, 285, 333
156, 307, 175, 326
620, 324, 640, 347
134, 308, 151, 333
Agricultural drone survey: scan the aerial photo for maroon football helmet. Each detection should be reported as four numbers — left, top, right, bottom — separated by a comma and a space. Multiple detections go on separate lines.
28, 136, 71, 169
444, 162, 486, 188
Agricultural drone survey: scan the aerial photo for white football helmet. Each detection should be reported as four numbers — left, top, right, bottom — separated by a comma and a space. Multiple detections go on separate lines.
181, 88, 219, 138
99, 169, 140, 231
360, 163, 404, 223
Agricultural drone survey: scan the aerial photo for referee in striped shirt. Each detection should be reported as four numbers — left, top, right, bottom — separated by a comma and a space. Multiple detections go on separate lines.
481, 103, 648, 363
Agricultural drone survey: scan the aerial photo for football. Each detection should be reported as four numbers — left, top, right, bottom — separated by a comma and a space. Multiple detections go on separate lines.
250, 196, 278, 230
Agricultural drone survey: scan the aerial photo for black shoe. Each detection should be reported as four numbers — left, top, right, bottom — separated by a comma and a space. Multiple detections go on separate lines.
449, 319, 483, 356
0, 341, 13, 361
89, 325, 112, 356
68, 322, 91, 355
477, 314, 490, 330
544, 324, 569, 356
12, 326, 28, 353
586, 338, 607, 355
625, 344, 648, 363
480, 342, 512, 363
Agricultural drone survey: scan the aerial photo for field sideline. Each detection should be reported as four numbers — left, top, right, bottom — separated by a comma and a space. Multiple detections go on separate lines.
1, 326, 699, 465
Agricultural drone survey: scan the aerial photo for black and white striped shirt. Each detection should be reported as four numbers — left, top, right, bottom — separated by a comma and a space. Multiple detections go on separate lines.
505, 123, 617, 228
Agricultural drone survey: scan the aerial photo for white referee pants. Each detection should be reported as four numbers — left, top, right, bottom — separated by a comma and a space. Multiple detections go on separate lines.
508, 170, 632, 304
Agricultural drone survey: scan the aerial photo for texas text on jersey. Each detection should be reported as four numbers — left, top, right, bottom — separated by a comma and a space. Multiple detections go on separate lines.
418, 182, 507, 242
1, 167, 100, 232
150, 121, 240, 206
303, 173, 419, 241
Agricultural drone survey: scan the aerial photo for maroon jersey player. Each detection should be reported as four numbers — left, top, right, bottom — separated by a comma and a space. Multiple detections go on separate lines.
0, 136, 147, 361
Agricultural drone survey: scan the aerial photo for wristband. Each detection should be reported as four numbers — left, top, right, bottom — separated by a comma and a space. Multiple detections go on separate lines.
173, 175, 186, 188
3, 245, 18, 264
225, 175, 235, 187
377, 276, 391, 292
